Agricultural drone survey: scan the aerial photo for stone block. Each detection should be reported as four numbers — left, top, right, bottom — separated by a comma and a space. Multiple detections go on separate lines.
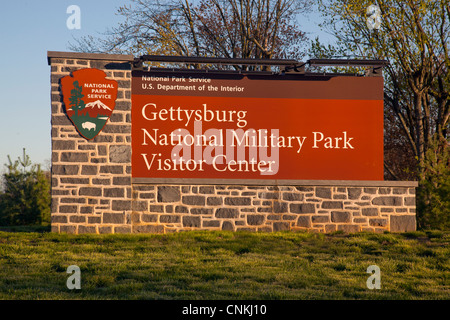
224, 197, 251, 206
133, 225, 164, 233
199, 186, 215, 194
247, 214, 265, 225
393, 188, 407, 194
331, 211, 351, 223
110, 113, 124, 123
52, 165, 79, 175
222, 221, 234, 231
258, 192, 280, 200
157, 186, 181, 202
290, 203, 316, 214
59, 205, 78, 213
132, 200, 148, 211
183, 216, 201, 228
362, 208, 379, 216
109, 145, 131, 163
191, 208, 213, 215
312, 215, 329, 223
51, 215, 68, 223
103, 212, 125, 224
282, 193, 303, 201
60, 178, 89, 184
103, 124, 131, 134
52, 189, 71, 196
316, 187, 332, 199
52, 115, 72, 126
363, 187, 377, 194
148, 205, 163, 213
115, 226, 132, 234
347, 188, 362, 199
113, 176, 131, 185
369, 218, 387, 227
182, 195, 205, 206
175, 206, 188, 213
379, 188, 391, 194
92, 135, 114, 143
296, 187, 314, 192
93, 178, 111, 185
273, 202, 288, 213
60, 197, 85, 204
372, 196, 402, 206
115, 100, 132, 111
337, 224, 360, 233
160, 215, 181, 223
203, 220, 220, 227
207, 197, 223, 206
215, 208, 239, 218
322, 201, 343, 209
97, 145, 107, 156
142, 214, 158, 222
139, 193, 154, 199
79, 187, 102, 197
78, 225, 96, 234
404, 197, 416, 206
296, 216, 311, 228
52, 140, 75, 150
60, 225, 77, 234
60, 152, 89, 162
88, 216, 101, 224
99, 165, 124, 174
80, 206, 93, 214
91, 157, 107, 163
98, 226, 113, 234
273, 222, 290, 231
81, 165, 98, 175
112, 200, 132, 210
390, 215, 416, 232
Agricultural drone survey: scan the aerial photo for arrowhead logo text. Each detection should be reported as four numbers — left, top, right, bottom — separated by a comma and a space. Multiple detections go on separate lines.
61, 68, 118, 140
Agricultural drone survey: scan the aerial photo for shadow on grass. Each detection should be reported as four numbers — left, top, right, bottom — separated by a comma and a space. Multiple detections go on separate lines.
0, 225, 51, 233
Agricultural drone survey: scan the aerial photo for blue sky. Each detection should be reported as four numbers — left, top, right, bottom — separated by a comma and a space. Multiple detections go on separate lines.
0, 1, 331, 170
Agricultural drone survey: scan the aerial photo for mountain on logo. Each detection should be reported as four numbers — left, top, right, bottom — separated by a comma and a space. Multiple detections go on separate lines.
79, 100, 113, 118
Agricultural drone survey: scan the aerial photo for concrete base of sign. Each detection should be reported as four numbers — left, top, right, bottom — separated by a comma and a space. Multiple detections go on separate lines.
48, 51, 418, 234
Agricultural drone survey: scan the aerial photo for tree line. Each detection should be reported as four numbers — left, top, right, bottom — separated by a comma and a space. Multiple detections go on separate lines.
71, 0, 448, 230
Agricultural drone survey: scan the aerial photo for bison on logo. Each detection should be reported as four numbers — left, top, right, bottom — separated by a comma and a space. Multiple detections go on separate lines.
61, 68, 118, 140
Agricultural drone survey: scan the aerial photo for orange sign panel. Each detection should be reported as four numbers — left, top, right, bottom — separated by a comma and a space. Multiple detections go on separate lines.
131, 71, 384, 181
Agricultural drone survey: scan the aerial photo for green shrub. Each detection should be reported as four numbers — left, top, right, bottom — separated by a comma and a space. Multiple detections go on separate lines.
0, 149, 50, 226
417, 140, 450, 231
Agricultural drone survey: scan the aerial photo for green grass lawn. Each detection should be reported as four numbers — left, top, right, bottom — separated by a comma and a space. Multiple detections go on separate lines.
0, 228, 448, 300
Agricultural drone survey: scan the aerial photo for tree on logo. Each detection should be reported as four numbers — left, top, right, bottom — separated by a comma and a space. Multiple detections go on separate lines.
69, 81, 85, 116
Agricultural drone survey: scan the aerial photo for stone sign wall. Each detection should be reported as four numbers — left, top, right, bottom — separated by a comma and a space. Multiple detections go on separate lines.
48, 51, 418, 234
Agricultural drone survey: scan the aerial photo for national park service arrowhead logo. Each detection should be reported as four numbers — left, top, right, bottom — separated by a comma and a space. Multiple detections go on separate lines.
61, 68, 118, 140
